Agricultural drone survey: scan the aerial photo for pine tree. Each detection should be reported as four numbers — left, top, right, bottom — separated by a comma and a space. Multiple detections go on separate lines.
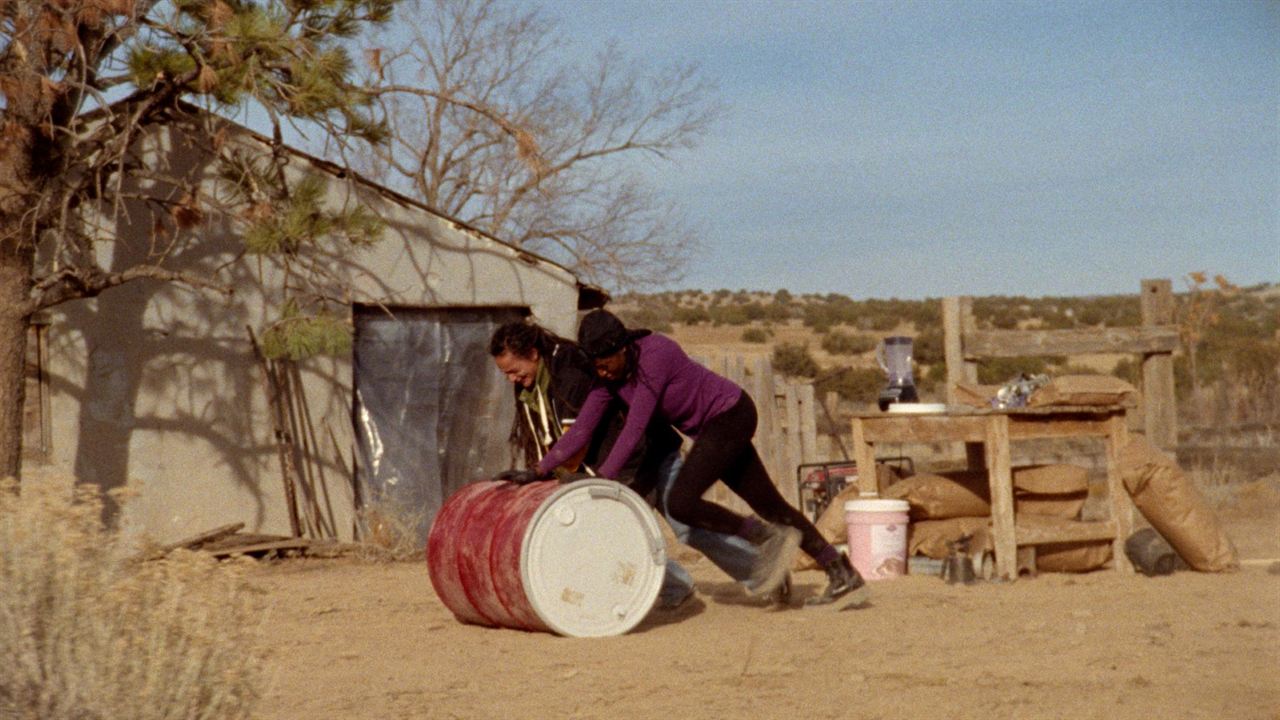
0, 0, 399, 477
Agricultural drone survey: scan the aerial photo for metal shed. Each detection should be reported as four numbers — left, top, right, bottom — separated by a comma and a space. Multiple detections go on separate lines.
23, 115, 598, 546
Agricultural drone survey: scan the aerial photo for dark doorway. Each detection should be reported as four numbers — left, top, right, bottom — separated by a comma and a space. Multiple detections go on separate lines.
353, 306, 525, 543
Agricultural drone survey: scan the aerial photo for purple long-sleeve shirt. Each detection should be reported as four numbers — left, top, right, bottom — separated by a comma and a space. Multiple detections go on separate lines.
537, 334, 742, 480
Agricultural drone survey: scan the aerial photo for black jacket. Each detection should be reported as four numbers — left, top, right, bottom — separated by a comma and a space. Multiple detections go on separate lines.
509, 340, 681, 498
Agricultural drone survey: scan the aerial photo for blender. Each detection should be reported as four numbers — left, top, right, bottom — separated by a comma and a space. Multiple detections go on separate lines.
876, 336, 919, 411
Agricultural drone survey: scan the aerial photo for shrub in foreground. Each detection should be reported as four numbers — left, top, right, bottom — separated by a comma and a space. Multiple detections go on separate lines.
0, 479, 262, 720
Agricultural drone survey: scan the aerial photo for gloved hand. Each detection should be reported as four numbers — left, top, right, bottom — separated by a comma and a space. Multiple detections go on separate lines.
556, 470, 591, 485
495, 469, 542, 485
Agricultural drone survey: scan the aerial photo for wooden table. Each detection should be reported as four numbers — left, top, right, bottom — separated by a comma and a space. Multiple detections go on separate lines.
851, 406, 1135, 580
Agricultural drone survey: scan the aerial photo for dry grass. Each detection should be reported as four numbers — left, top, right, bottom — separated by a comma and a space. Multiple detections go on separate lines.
0, 478, 263, 720
354, 496, 430, 562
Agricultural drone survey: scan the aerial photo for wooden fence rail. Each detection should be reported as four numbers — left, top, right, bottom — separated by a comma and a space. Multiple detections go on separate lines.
943, 278, 1179, 450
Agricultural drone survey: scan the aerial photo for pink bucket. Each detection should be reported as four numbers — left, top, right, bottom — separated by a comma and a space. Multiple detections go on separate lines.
844, 498, 910, 580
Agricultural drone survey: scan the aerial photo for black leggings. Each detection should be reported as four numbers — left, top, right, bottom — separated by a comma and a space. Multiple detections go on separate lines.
666, 391, 829, 561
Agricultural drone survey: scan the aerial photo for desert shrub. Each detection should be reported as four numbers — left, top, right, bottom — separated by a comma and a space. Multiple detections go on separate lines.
616, 304, 673, 333
1058, 363, 1104, 376
772, 342, 819, 378
867, 313, 898, 331
741, 327, 768, 344
922, 362, 948, 392
989, 310, 1020, 329
912, 328, 944, 365
709, 305, 750, 326
0, 479, 262, 720
742, 302, 768, 321
673, 306, 710, 325
977, 356, 1053, 384
820, 330, 875, 356
817, 367, 884, 402
1112, 357, 1140, 386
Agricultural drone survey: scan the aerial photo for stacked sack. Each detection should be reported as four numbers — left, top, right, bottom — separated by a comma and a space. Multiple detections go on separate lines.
883, 464, 1113, 573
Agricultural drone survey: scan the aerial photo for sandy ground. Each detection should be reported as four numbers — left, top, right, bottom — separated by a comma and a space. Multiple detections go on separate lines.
249, 504, 1280, 720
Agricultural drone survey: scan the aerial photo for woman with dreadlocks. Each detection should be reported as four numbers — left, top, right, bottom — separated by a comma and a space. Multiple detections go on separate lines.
535, 310, 864, 606
487, 319, 767, 608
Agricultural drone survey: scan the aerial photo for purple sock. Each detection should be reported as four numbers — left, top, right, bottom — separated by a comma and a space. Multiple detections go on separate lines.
737, 516, 764, 541
816, 544, 840, 568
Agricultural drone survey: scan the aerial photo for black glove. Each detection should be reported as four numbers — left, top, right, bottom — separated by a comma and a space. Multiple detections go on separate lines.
557, 470, 591, 485
495, 469, 542, 485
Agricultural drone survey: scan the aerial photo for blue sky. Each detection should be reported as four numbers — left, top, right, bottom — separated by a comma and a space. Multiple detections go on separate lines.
537, 0, 1279, 299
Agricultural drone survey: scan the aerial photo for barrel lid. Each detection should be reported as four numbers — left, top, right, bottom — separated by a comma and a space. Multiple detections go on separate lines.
845, 498, 910, 513
520, 479, 665, 638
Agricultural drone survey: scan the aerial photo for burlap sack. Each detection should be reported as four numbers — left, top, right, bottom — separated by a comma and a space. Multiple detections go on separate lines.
1035, 542, 1113, 572
1027, 375, 1138, 408
1017, 515, 1112, 572
884, 472, 990, 520
907, 517, 992, 560
1119, 436, 1239, 572
1010, 464, 1089, 519
887, 465, 1088, 520
953, 382, 1000, 409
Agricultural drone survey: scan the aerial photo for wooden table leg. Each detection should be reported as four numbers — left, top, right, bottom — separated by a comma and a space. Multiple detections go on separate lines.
851, 418, 878, 496
986, 415, 1017, 580
1106, 414, 1135, 573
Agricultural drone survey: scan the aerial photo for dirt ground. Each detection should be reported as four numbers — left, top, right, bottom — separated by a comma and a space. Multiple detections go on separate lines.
249, 492, 1280, 720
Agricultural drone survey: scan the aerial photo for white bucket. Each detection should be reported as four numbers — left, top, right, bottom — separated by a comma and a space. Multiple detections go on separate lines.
844, 498, 910, 580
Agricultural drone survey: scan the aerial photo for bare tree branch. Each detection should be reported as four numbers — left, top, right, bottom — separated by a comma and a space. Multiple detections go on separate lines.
321, 0, 718, 291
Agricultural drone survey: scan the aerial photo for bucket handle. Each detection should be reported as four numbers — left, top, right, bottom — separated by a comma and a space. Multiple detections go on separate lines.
588, 485, 622, 500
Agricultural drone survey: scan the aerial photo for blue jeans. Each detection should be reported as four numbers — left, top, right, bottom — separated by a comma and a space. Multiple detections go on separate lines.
653, 452, 759, 606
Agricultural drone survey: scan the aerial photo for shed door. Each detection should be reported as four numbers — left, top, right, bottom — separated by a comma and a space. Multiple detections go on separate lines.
353, 306, 524, 543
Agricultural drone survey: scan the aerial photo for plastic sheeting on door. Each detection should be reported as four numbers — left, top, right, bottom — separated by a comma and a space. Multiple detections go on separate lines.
353, 307, 524, 543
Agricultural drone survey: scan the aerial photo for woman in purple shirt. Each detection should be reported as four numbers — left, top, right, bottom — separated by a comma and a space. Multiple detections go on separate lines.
537, 310, 864, 606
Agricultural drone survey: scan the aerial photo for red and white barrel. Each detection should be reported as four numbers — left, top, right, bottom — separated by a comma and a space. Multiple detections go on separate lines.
425, 478, 666, 637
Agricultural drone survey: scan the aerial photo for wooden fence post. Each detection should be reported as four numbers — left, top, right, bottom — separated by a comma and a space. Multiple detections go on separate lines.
1140, 279, 1178, 450
943, 295, 984, 467
943, 295, 979, 403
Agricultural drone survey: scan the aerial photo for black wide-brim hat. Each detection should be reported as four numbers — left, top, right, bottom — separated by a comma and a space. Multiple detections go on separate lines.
578, 309, 651, 359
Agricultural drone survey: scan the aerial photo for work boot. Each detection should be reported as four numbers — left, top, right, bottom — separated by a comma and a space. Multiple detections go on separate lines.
741, 520, 802, 597
772, 573, 794, 607
805, 551, 867, 607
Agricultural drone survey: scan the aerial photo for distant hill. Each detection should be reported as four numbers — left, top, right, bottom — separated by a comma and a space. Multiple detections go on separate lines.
609, 282, 1280, 408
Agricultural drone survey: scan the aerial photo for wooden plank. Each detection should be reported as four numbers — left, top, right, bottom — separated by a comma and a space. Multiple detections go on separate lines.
783, 383, 802, 492
1014, 521, 1119, 545
1105, 414, 1135, 573
248, 327, 303, 538
850, 418, 877, 496
942, 296, 974, 403
752, 356, 793, 505
729, 354, 746, 386
855, 415, 988, 444
209, 538, 312, 558
1006, 417, 1115, 440
291, 362, 338, 540
1141, 278, 1178, 450
985, 415, 1017, 580
798, 383, 819, 468
143, 522, 247, 560
965, 326, 1179, 358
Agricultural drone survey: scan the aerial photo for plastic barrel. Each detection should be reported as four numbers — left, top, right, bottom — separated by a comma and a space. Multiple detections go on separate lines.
426, 478, 666, 637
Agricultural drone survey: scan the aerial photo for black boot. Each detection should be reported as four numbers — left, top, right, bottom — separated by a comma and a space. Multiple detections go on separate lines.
806, 551, 867, 606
